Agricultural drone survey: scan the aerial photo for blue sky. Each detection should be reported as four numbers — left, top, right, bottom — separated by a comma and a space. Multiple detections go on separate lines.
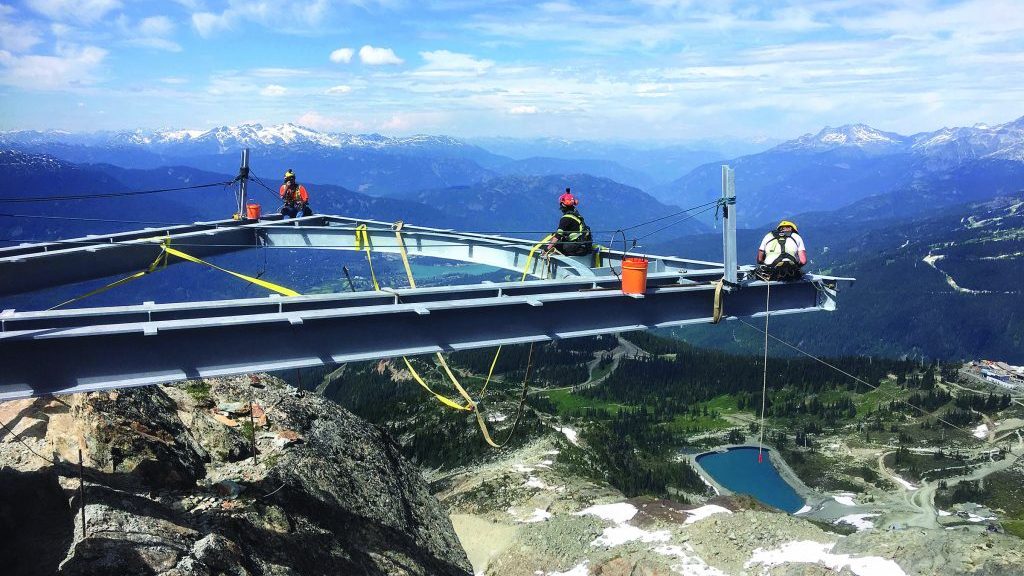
0, 0, 1022, 141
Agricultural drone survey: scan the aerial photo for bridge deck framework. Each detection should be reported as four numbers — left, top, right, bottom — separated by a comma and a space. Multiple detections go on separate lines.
0, 213, 849, 401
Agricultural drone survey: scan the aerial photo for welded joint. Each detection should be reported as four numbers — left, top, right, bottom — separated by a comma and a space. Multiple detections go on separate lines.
526, 299, 543, 307
288, 316, 304, 326
143, 324, 158, 336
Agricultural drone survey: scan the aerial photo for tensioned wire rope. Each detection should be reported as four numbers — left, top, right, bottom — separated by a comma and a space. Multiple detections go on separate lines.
736, 317, 1003, 446
0, 180, 235, 203
0, 169, 721, 238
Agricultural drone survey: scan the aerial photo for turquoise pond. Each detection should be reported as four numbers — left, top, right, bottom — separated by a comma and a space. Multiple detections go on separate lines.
695, 447, 805, 513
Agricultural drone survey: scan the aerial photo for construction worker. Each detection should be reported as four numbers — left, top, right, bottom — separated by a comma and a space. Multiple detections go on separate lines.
546, 188, 592, 256
279, 169, 313, 218
756, 220, 807, 280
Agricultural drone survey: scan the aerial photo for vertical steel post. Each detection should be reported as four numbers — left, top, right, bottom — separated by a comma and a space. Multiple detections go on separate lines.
721, 165, 737, 283
78, 448, 86, 538
238, 148, 250, 219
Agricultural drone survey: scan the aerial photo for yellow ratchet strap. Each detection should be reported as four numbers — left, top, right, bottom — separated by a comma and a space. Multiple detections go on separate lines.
478, 345, 502, 397
593, 245, 605, 268
402, 357, 472, 411
393, 224, 416, 289
354, 224, 380, 290
521, 234, 554, 281
162, 244, 299, 297
48, 247, 169, 310
712, 279, 724, 324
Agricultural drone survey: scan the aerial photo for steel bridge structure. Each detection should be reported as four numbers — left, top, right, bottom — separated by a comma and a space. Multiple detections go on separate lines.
0, 165, 851, 401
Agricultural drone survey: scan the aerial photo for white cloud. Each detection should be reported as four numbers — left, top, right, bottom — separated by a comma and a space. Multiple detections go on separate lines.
26, 0, 121, 23
192, 11, 230, 38
260, 84, 287, 96
0, 44, 107, 89
325, 85, 352, 95
115, 14, 180, 51
138, 15, 175, 37
250, 67, 310, 78
295, 111, 355, 131
190, 0, 332, 37
508, 105, 538, 115
359, 45, 403, 65
0, 9, 43, 53
417, 50, 493, 76
330, 47, 354, 63
127, 38, 182, 52
160, 77, 188, 84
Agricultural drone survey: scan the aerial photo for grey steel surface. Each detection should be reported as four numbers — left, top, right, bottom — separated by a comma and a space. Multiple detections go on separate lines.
722, 165, 738, 284
0, 273, 841, 400
0, 214, 726, 296
0, 210, 849, 401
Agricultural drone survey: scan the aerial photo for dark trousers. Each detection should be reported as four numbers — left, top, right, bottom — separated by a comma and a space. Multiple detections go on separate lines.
281, 203, 313, 218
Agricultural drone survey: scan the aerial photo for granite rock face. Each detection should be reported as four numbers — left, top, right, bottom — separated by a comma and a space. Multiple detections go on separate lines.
0, 376, 472, 576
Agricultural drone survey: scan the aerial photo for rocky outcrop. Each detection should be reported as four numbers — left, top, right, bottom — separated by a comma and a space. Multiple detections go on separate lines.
0, 375, 472, 576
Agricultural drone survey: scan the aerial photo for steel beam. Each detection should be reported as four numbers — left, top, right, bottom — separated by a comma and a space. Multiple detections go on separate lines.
0, 274, 843, 400
0, 214, 727, 298
0, 218, 271, 296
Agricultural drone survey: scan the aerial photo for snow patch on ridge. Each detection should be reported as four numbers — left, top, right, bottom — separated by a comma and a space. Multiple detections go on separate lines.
576, 502, 637, 523
746, 540, 908, 576
683, 504, 731, 525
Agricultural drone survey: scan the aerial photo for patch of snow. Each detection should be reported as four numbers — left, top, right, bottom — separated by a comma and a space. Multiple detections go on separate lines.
683, 504, 732, 525
794, 505, 812, 515
508, 506, 552, 523
938, 509, 952, 516
697, 473, 720, 495
555, 426, 579, 446
591, 524, 670, 547
746, 540, 908, 576
891, 475, 917, 490
544, 449, 561, 455
835, 514, 879, 531
546, 561, 589, 576
654, 545, 729, 576
833, 494, 857, 506
525, 508, 552, 523
967, 512, 995, 523
973, 423, 989, 439
513, 464, 535, 473
487, 411, 508, 422
576, 502, 638, 523
525, 476, 550, 490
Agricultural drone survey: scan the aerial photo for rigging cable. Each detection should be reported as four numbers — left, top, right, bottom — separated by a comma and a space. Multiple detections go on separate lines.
757, 280, 770, 464
0, 180, 235, 203
736, 317, 998, 445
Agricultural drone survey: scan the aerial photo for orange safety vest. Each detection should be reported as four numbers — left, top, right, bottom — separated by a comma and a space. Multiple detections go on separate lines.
279, 183, 309, 204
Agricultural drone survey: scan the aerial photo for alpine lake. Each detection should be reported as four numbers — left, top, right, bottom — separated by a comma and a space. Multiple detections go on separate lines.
695, 446, 805, 513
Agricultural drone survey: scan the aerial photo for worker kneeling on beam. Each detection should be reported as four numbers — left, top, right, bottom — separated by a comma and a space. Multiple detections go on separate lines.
545, 187, 593, 256
756, 220, 806, 281
279, 169, 313, 218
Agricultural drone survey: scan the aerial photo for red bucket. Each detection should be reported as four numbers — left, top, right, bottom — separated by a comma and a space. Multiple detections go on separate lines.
245, 203, 261, 220
621, 258, 648, 294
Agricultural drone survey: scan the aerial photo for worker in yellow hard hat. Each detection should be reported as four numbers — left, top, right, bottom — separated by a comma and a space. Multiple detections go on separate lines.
756, 220, 806, 280
279, 169, 312, 218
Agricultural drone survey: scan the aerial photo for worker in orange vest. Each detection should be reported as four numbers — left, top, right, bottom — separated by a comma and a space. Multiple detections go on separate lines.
279, 169, 313, 218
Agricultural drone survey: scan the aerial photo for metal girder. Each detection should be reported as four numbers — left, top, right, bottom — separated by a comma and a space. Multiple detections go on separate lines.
0, 217, 271, 296
0, 273, 842, 400
0, 214, 727, 297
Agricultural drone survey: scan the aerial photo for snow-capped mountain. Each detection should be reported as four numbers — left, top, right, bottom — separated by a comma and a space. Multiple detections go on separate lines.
659, 115, 1024, 221
910, 117, 1024, 162
770, 116, 1024, 161
772, 124, 910, 154
96, 123, 480, 155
